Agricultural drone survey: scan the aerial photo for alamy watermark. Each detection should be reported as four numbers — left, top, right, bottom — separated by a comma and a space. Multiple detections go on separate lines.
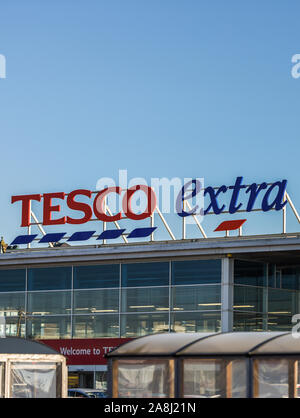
291, 54, 300, 79
0, 54, 6, 79
96, 170, 205, 225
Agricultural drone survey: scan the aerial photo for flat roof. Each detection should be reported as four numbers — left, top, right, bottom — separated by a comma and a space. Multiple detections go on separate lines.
1, 233, 300, 267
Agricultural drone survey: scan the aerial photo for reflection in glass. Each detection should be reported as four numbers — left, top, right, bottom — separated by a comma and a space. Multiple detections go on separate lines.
74, 264, 120, 289
0, 270, 26, 292
172, 260, 221, 285
233, 286, 263, 312
27, 267, 72, 291
233, 312, 266, 332
268, 288, 297, 315
234, 260, 267, 287
26, 316, 71, 339
74, 289, 119, 314
120, 313, 169, 337
5, 317, 25, 338
27, 292, 71, 315
121, 263, 169, 287
121, 287, 169, 312
73, 314, 119, 338
172, 285, 221, 311
0, 293, 25, 317
171, 312, 221, 333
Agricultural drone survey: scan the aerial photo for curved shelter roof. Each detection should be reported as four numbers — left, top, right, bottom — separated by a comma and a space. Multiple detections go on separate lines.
0, 337, 60, 355
107, 332, 300, 358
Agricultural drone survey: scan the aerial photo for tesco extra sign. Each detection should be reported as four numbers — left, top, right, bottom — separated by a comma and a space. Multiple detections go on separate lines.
11, 176, 288, 228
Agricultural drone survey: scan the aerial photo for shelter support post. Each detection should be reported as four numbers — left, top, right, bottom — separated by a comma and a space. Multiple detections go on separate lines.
112, 360, 119, 398
288, 359, 298, 398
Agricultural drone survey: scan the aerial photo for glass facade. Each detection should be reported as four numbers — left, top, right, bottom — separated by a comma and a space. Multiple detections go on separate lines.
233, 260, 300, 332
0, 260, 222, 339
1, 257, 299, 339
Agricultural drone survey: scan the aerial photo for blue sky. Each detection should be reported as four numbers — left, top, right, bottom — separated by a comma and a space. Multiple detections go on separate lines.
1, 0, 300, 244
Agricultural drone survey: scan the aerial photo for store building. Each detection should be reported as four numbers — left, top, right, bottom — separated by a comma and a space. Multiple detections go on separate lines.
1, 232, 300, 389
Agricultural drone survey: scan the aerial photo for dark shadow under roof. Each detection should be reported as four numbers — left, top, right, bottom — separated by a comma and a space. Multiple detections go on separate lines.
107, 332, 298, 357
0, 337, 60, 355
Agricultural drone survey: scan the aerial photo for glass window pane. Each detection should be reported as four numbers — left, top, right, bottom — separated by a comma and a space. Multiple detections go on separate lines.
95, 371, 107, 391
267, 314, 292, 331
120, 313, 169, 337
233, 312, 266, 332
281, 267, 300, 290
28, 267, 71, 291
26, 316, 71, 339
121, 263, 169, 287
73, 314, 119, 338
268, 288, 296, 316
172, 285, 221, 311
171, 311, 221, 333
234, 260, 267, 287
0, 293, 25, 317
172, 260, 221, 285
74, 265, 119, 289
27, 292, 71, 315
74, 289, 119, 314
5, 316, 25, 337
117, 359, 171, 398
183, 359, 223, 398
234, 285, 264, 312
121, 287, 169, 313
0, 269, 25, 292
254, 359, 289, 398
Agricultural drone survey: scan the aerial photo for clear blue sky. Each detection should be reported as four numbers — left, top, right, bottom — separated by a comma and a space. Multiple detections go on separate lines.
1, 0, 300, 244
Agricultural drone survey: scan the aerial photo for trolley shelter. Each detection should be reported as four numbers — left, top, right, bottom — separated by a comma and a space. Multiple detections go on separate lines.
107, 332, 300, 398
0, 337, 67, 398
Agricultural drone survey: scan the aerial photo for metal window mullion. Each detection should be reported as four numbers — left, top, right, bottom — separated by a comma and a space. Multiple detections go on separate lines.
71, 266, 74, 338
119, 264, 122, 338
169, 261, 172, 332
24, 268, 28, 337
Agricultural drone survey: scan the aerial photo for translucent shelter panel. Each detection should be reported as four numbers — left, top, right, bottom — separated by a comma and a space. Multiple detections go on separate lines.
10, 362, 59, 398
183, 359, 224, 398
231, 360, 247, 398
182, 359, 247, 398
115, 359, 173, 398
253, 359, 289, 398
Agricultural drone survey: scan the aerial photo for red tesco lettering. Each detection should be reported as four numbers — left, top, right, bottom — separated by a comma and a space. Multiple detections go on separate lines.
11, 186, 157, 227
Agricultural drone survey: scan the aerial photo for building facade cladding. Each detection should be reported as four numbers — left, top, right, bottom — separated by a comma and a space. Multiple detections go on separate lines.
0, 236, 299, 338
